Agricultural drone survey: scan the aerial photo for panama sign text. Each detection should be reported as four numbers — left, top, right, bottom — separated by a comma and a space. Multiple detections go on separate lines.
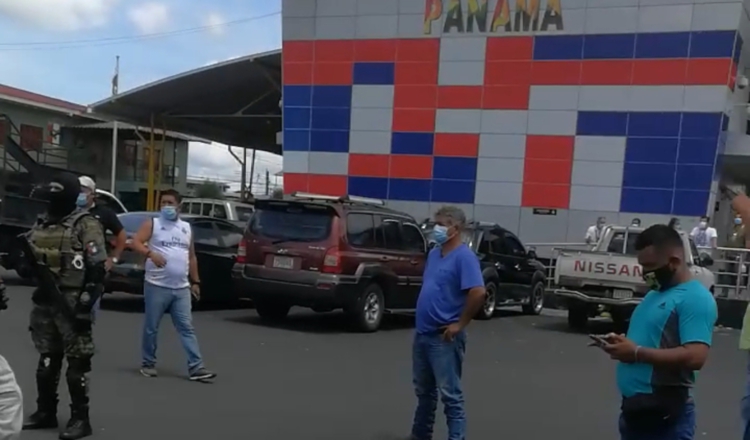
424, 0, 564, 34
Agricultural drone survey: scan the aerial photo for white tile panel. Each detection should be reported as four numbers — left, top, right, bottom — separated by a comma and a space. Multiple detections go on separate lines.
315, 16, 356, 39
282, 17, 316, 40
356, 15, 399, 38
398, 14, 437, 38
474, 182, 523, 206
476, 158, 525, 183
559, 0, 588, 7
481, 110, 529, 135
351, 85, 395, 109
357, 0, 399, 15
529, 86, 579, 110
435, 109, 482, 133
637, 0, 693, 5
282, 0, 316, 17
350, 108, 393, 131
691, 2, 743, 30
551, 9, 587, 34
398, 0, 425, 14
282, 151, 309, 174
308, 152, 349, 175
588, 0, 638, 6
316, 0, 357, 16
349, 131, 392, 155
518, 208, 570, 245
480, 110, 528, 134
569, 186, 622, 212
574, 136, 627, 162
439, 38, 487, 61
683, 86, 730, 113
473, 205, 522, 234
628, 86, 685, 112
438, 61, 484, 85
571, 161, 624, 187
526, 110, 578, 136
478, 134, 527, 158
637, 5, 693, 32
386, 201, 431, 220
584, 7, 638, 34
578, 86, 630, 112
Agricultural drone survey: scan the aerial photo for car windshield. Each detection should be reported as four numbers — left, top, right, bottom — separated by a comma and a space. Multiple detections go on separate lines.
235, 206, 254, 222
118, 212, 158, 234
606, 231, 641, 255
249, 203, 333, 242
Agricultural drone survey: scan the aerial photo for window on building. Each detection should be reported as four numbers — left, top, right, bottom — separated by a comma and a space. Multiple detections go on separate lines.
19, 124, 43, 151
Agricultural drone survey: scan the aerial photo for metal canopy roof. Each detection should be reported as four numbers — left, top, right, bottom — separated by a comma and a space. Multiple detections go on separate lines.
89, 49, 281, 153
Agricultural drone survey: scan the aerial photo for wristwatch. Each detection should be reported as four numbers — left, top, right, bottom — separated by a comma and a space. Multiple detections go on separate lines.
190, 279, 200, 286
111, 257, 119, 264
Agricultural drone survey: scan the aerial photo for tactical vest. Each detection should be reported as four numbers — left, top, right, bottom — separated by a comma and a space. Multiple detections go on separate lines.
28, 211, 90, 290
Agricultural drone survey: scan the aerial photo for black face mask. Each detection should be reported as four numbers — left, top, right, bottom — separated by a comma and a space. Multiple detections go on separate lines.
42, 172, 80, 219
642, 264, 676, 292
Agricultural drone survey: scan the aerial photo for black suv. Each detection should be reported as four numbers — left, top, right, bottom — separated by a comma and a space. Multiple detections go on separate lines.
233, 193, 427, 332
425, 221, 547, 319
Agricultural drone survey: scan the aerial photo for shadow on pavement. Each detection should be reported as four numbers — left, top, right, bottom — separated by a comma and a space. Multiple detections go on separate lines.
225, 310, 417, 334
101, 294, 253, 314
531, 316, 615, 335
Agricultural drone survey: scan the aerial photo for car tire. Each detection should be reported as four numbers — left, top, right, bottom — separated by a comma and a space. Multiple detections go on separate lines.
255, 301, 291, 321
522, 280, 545, 315
350, 284, 384, 333
567, 305, 588, 331
475, 281, 497, 320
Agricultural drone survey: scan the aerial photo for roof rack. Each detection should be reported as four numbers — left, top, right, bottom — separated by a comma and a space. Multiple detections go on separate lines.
290, 192, 386, 206
469, 220, 498, 227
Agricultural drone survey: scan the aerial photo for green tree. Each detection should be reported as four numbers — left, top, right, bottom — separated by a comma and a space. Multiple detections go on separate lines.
195, 180, 225, 199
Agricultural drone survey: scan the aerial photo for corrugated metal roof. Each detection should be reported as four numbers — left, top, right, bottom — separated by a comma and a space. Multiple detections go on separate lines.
70, 121, 209, 143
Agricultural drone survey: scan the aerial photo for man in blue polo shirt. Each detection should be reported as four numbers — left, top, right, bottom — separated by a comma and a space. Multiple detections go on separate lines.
408, 206, 485, 440
601, 224, 717, 440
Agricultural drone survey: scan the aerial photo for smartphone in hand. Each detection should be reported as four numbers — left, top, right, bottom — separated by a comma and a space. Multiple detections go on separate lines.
588, 334, 611, 348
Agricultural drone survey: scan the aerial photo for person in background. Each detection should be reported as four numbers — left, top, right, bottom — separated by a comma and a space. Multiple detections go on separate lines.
0, 283, 22, 440
129, 189, 216, 382
407, 206, 485, 440
731, 213, 746, 248
586, 217, 606, 245
77, 176, 126, 322
668, 218, 681, 230
689, 216, 717, 249
630, 218, 642, 227
601, 225, 716, 440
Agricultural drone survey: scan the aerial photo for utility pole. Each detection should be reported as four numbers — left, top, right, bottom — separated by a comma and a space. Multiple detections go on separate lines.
110, 55, 120, 193
265, 170, 270, 195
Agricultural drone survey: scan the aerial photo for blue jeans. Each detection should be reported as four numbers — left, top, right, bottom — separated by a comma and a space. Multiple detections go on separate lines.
742, 352, 750, 440
411, 331, 466, 440
141, 282, 204, 374
91, 297, 101, 323
619, 401, 696, 440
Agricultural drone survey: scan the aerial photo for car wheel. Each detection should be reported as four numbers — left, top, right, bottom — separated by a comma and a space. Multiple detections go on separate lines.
255, 301, 291, 321
567, 305, 588, 331
475, 281, 497, 320
350, 284, 384, 333
522, 281, 545, 315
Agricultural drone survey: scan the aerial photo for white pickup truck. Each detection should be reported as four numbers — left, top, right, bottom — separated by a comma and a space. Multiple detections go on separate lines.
552, 225, 715, 330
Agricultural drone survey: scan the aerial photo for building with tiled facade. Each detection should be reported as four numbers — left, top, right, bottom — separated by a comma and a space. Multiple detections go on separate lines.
280, 0, 749, 244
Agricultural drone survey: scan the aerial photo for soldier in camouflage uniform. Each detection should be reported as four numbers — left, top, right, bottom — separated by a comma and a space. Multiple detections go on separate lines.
21, 172, 107, 440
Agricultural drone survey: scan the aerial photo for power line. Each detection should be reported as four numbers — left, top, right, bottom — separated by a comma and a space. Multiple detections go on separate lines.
0, 11, 280, 52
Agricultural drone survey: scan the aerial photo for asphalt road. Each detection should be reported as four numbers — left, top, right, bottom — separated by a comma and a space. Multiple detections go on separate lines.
0, 272, 745, 440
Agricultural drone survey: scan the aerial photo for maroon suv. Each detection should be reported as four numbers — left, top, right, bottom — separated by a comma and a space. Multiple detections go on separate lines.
232, 193, 428, 332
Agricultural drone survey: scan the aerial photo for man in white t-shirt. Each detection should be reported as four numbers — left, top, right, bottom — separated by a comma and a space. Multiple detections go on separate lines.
0, 355, 21, 440
690, 216, 718, 249
585, 217, 606, 245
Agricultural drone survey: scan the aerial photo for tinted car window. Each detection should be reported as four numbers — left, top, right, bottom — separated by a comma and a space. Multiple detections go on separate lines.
191, 222, 221, 246
347, 213, 376, 247
401, 223, 425, 252
215, 221, 243, 248
504, 234, 526, 257
607, 232, 640, 255
201, 203, 212, 216
249, 203, 333, 242
379, 219, 402, 250
213, 204, 228, 219
478, 231, 495, 254
189, 202, 201, 215
180, 203, 191, 214
235, 206, 254, 222
118, 213, 157, 233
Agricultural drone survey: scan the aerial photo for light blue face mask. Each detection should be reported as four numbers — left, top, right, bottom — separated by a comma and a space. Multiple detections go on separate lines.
736, 217, 743, 225
76, 193, 88, 208
160, 206, 177, 221
432, 225, 449, 245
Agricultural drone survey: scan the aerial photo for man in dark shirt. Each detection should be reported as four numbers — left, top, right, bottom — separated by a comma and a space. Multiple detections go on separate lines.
78, 176, 126, 320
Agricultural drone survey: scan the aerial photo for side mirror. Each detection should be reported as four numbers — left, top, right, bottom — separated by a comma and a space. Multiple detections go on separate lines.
699, 252, 714, 267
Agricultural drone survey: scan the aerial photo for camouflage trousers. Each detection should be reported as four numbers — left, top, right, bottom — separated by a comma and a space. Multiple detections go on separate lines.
29, 303, 94, 357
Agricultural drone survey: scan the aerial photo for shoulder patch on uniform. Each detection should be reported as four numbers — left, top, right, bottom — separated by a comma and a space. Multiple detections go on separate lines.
85, 241, 100, 256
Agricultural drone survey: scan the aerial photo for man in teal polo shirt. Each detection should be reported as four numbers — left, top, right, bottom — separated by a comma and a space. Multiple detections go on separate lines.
601, 224, 717, 440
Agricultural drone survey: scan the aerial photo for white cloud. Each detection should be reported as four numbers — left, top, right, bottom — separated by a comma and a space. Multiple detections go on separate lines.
0, 0, 114, 31
204, 12, 225, 36
188, 142, 282, 194
128, 2, 169, 35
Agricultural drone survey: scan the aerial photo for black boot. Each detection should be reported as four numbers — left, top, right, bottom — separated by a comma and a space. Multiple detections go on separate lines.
60, 356, 92, 440
23, 354, 63, 430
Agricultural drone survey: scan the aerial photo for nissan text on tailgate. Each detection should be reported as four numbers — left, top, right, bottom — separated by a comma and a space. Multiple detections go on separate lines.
552, 225, 715, 331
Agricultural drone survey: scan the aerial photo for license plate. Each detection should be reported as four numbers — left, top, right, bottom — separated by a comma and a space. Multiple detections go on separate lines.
272, 256, 294, 269
612, 289, 632, 300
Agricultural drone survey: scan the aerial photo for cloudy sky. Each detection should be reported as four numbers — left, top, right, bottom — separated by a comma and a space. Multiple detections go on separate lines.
0, 0, 283, 192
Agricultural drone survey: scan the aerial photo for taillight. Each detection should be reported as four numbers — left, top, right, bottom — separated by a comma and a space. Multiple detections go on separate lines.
236, 241, 246, 264
322, 247, 341, 274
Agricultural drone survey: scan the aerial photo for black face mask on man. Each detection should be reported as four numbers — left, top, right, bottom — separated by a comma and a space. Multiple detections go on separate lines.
642, 263, 677, 292
41, 172, 80, 219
